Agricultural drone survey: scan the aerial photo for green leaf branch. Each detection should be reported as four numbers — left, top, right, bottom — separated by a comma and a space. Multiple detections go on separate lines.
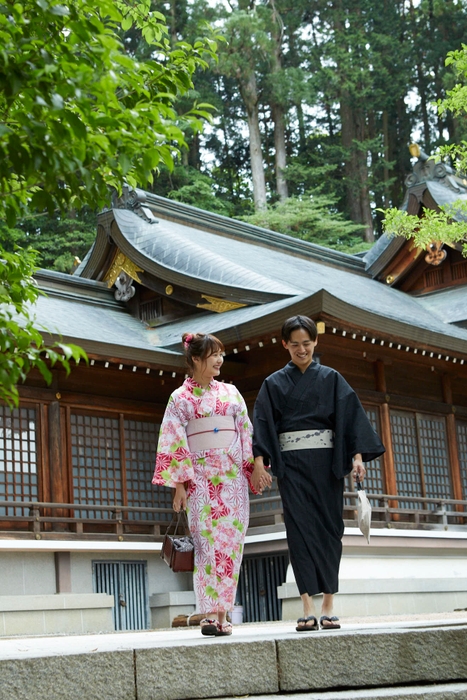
0, 245, 88, 408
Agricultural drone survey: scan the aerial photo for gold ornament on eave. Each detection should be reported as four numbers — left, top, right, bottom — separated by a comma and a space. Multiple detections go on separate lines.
197, 294, 247, 313
104, 250, 143, 287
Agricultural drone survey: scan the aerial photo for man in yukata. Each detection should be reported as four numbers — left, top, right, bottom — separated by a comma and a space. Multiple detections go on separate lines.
253, 315, 385, 631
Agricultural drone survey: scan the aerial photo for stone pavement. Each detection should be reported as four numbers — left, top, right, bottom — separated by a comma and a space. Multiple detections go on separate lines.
0, 612, 466, 700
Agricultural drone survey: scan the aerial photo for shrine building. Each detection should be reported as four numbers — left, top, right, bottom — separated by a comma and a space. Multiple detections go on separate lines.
1, 148, 467, 634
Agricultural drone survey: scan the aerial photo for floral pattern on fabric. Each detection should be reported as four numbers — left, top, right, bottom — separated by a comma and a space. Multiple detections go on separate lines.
152, 378, 254, 613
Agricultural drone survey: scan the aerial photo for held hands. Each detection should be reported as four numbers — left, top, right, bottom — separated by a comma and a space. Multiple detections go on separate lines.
251, 457, 273, 494
173, 483, 187, 512
352, 453, 366, 482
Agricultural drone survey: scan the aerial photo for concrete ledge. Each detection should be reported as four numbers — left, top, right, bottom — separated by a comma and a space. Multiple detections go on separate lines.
0, 594, 114, 612
150, 591, 196, 629
150, 591, 195, 607
0, 594, 114, 636
135, 640, 279, 700
0, 651, 135, 700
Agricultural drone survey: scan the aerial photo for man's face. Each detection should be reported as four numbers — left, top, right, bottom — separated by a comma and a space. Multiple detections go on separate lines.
282, 328, 317, 370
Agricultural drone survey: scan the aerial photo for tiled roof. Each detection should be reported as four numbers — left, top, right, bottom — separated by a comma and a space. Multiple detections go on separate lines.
31, 270, 184, 367
113, 209, 296, 298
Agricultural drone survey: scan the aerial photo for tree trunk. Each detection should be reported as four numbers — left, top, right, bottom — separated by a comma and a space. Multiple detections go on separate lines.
272, 103, 288, 201
339, 96, 374, 242
269, 0, 288, 201
333, 0, 373, 241
238, 70, 267, 211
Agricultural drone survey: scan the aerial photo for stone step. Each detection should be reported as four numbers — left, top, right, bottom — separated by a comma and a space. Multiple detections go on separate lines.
205, 684, 467, 700
0, 620, 466, 700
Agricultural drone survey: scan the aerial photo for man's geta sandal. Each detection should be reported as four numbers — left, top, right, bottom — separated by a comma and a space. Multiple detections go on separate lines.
296, 615, 319, 631
319, 615, 340, 630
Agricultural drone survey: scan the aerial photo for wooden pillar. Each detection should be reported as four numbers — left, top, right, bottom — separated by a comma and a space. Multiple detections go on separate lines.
48, 399, 69, 529
442, 374, 463, 503
374, 361, 397, 497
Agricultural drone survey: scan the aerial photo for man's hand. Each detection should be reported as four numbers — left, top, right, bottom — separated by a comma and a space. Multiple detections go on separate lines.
352, 453, 366, 482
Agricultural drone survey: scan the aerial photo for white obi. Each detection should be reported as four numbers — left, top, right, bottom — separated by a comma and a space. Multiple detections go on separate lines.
279, 428, 334, 452
186, 416, 236, 452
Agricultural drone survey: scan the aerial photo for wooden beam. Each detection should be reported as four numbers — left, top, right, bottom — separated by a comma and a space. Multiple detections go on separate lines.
442, 374, 464, 503
373, 362, 397, 502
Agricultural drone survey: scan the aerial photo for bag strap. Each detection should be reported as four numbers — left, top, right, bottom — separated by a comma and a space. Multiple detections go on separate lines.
166, 510, 190, 536
355, 479, 363, 492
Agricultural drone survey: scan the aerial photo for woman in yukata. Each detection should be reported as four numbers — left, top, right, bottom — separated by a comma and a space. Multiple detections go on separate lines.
152, 332, 271, 637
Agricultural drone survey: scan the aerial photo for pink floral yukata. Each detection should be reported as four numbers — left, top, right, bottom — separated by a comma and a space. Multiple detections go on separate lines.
152, 377, 254, 613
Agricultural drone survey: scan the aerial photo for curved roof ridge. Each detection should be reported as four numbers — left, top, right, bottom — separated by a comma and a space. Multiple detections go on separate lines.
113, 209, 297, 297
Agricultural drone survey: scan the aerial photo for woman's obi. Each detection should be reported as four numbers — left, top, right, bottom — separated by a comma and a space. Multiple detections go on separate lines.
186, 416, 236, 452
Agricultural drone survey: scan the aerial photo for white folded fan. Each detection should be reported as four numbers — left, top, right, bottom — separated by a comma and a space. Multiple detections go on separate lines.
356, 480, 371, 544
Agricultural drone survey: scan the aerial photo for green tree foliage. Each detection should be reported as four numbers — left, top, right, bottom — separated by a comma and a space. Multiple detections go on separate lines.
148, 0, 467, 245
0, 0, 218, 402
0, 246, 87, 407
381, 44, 467, 255
0, 0, 217, 225
380, 205, 467, 256
0, 209, 96, 272
242, 190, 367, 253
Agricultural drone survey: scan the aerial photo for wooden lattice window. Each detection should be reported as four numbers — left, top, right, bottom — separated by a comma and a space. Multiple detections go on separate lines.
390, 410, 452, 508
0, 405, 38, 515
71, 413, 122, 518
456, 420, 467, 500
124, 419, 171, 521
452, 260, 467, 281
417, 414, 451, 501
390, 411, 423, 508
424, 268, 444, 288
344, 407, 384, 506
363, 408, 384, 494
139, 298, 163, 324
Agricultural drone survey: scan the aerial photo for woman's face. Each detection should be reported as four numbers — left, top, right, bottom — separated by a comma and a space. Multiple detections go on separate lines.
192, 348, 224, 381
282, 327, 317, 371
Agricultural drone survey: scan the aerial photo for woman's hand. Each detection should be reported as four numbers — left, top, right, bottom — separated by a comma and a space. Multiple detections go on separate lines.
173, 483, 187, 512
251, 457, 273, 494
352, 454, 366, 482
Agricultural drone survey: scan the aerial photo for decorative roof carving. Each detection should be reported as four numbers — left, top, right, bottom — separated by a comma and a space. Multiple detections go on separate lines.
425, 241, 447, 266
104, 249, 143, 302
112, 184, 159, 224
405, 144, 467, 197
196, 294, 247, 313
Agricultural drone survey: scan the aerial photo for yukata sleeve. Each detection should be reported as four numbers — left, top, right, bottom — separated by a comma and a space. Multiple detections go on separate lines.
152, 394, 194, 488
331, 373, 386, 480
252, 380, 285, 479
233, 390, 256, 491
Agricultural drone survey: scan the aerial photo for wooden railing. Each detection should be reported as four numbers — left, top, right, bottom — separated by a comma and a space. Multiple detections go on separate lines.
0, 492, 466, 541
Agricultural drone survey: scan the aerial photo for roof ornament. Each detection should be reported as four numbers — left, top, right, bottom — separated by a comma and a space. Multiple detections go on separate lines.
405, 143, 466, 196
425, 240, 447, 266
196, 294, 247, 313
114, 270, 136, 302
112, 184, 159, 224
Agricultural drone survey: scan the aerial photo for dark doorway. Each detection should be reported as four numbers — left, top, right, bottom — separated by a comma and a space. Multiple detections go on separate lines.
237, 553, 289, 622
93, 560, 149, 630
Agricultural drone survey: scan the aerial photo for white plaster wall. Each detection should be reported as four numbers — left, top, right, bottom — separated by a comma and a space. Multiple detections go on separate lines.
0, 552, 55, 595
339, 554, 467, 580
